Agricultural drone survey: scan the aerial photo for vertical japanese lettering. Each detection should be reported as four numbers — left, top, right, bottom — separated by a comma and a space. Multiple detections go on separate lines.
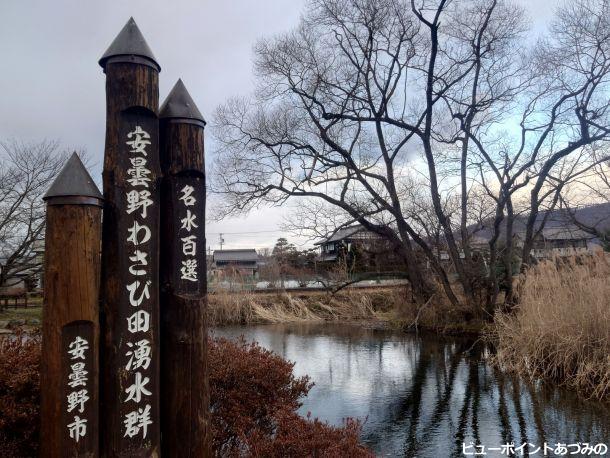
122, 125, 156, 440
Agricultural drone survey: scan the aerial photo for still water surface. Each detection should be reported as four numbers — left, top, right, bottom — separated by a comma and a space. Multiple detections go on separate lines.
212, 323, 609, 457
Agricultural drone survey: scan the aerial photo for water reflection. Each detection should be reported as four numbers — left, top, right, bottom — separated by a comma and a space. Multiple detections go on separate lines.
211, 323, 610, 457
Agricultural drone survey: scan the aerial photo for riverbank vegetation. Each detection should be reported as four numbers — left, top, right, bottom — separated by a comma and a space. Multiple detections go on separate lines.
0, 285, 484, 335
208, 288, 395, 326
491, 255, 610, 400
0, 333, 372, 457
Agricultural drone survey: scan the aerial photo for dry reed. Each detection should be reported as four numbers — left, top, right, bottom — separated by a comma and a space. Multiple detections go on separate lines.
492, 254, 610, 400
207, 288, 391, 326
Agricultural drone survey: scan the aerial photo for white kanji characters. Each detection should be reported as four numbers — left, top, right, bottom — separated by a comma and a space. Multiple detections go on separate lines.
126, 339, 151, 371
126, 190, 153, 219
179, 185, 196, 206
67, 389, 90, 413
123, 404, 152, 439
181, 235, 197, 256
68, 336, 89, 360
128, 250, 149, 276
125, 372, 152, 403
127, 221, 151, 246
68, 362, 88, 388
126, 126, 151, 156
180, 209, 198, 232
68, 416, 87, 442
127, 157, 152, 188
126, 280, 151, 307
120, 126, 157, 440
180, 259, 198, 282
178, 184, 199, 284
127, 310, 150, 333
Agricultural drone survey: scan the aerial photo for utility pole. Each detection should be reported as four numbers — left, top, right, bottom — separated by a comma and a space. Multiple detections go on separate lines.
159, 79, 211, 457
41, 153, 103, 457
219, 233, 224, 250
98, 18, 161, 456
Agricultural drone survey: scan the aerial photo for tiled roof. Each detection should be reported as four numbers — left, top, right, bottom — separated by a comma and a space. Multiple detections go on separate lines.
316, 225, 377, 244
470, 202, 610, 242
213, 249, 259, 262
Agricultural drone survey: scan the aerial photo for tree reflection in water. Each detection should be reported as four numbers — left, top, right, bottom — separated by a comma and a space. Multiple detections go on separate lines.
212, 323, 610, 458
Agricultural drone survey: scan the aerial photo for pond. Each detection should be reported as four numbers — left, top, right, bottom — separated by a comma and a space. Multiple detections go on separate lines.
212, 323, 610, 457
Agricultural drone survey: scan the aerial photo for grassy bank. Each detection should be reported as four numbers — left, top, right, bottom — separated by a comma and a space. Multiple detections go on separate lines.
208, 288, 400, 326
0, 306, 42, 334
490, 254, 610, 400
386, 293, 486, 335
0, 288, 485, 334
208, 287, 486, 334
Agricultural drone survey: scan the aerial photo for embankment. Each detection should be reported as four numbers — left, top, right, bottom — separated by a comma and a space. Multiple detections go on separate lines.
208, 286, 485, 334
208, 287, 402, 326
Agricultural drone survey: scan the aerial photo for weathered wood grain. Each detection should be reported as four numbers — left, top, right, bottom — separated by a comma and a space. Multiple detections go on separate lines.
99, 61, 161, 457
159, 119, 211, 457
41, 203, 101, 458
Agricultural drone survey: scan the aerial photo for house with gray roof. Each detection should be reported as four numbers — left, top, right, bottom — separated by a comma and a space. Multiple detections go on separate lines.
314, 225, 380, 262
470, 202, 610, 259
211, 249, 260, 279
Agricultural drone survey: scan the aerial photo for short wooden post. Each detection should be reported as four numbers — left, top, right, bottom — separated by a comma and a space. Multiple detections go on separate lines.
41, 153, 103, 457
98, 18, 162, 456
159, 80, 211, 456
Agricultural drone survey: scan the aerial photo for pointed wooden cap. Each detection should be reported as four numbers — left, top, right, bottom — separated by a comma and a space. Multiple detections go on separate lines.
99, 17, 160, 71
44, 153, 103, 206
160, 79, 206, 126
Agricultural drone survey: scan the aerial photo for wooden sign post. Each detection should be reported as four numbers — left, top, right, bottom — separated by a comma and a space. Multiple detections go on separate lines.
98, 18, 161, 457
41, 153, 103, 457
159, 80, 211, 457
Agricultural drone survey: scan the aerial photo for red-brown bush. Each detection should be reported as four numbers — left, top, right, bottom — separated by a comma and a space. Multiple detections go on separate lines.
0, 333, 372, 457
0, 333, 41, 458
246, 411, 371, 457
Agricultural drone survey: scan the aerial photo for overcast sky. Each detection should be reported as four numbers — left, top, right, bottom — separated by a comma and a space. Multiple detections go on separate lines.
0, 0, 560, 251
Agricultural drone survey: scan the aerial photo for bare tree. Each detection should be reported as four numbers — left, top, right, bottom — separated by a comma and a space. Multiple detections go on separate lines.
0, 141, 71, 291
211, 0, 610, 311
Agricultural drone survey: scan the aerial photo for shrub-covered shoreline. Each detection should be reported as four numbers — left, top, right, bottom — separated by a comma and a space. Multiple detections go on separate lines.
0, 333, 373, 457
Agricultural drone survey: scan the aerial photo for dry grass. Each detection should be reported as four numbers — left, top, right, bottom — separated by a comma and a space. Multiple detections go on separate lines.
207, 286, 488, 334
207, 288, 396, 326
384, 288, 485, 334
491, 254, 610, 400
0, 307, 42, 321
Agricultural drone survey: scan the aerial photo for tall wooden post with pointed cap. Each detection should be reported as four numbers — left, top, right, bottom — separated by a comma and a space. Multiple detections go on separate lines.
41, 153, 103, 458
159, 79, 211, 457
98, 18, 161, 457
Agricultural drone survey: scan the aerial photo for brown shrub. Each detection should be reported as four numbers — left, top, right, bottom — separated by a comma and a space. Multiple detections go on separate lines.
0, 333, 371, 457
0, 333, 41, 458
209, 336, 312, 454
388, 287, 484, 334
246, 411, 373, 458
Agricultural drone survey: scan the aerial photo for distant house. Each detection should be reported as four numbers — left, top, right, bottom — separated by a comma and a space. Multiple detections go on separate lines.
314, 225, 405, 272
0, 239, 45, 295
470, 202, 610, 259
0, 263, 29, 295
0, 267, 39, 295
315, 225, 380, 262
530, 227, 595, 259
211, 249, 260, 279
